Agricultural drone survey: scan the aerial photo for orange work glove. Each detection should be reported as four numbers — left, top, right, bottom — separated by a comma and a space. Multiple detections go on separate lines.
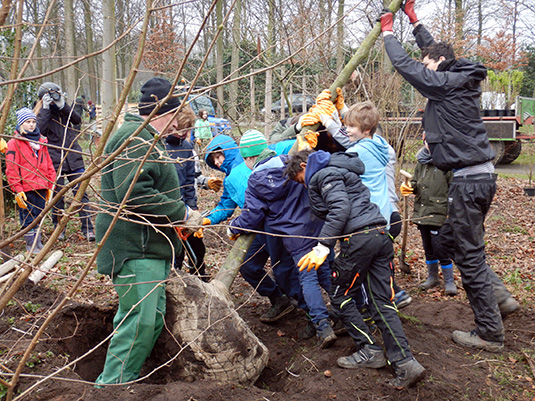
193, 228, 204, 238
202, 217, 211, 226
400, 182, 414, 196
315, 89, 332, 103
298, 243, 330, 272
207, 177, 223, 192
334, 88, 349, 118
299, 108, 322, 128
46, 189, 53, 202
0, 138, 7, 153
15, 192, 28, 209
304, 132, 319, 149
296, 135, 313, 151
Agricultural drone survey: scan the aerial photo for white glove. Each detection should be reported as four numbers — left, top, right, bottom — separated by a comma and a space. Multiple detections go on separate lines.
319, 110, 342, 135
54, 93, 65, 110
42, 93, 53, 110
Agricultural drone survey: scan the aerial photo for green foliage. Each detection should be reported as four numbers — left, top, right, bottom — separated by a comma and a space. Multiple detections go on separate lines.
488, 70, 524, 107
24, 302, 41, 314
520, 45, 535, 98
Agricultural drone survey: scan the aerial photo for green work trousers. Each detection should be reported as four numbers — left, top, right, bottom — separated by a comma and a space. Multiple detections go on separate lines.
95, 258, 170, 385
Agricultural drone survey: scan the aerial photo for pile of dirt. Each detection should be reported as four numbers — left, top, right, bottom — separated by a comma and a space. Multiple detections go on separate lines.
0, 177, 534, 400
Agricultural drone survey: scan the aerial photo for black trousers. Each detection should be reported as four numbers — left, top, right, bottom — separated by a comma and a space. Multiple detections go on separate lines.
442, 174, 504, 342
330, 227, 412, 363
176, 235, 207, 281
418, 225, 452, 265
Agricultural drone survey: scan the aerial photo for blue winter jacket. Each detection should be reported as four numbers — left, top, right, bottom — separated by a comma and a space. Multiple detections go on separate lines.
165, 136, 197, 209
346, 134, 393, 225
205, 135, 296, 224
229, 154, 324, 255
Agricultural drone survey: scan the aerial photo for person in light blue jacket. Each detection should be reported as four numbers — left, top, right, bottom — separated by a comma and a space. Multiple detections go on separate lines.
203, 132, 302, 324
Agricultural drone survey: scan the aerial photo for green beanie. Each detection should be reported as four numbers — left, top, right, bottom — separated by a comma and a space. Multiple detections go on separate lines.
239, 129, 268, 158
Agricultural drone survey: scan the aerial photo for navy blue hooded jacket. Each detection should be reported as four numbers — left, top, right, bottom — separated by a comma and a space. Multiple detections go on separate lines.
165, 136, 197, 209
305, 151, 386, 248
229, 154, 325, 255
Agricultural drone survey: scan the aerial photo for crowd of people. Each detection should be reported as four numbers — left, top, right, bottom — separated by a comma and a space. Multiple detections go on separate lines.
0, 0, 521, 392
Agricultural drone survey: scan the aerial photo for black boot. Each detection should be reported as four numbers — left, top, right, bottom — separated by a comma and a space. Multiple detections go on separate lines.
260, 294, 294, 323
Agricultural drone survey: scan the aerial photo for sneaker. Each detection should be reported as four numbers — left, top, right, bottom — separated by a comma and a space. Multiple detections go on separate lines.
85, 230, 96, 242
393, 291, 412, 309
337, 344, 386, 369
316, 320, 337, 349
499, 297, 520, 319
259, 295, 295, 323
298, 320, 316, 340
452, 330, 504, 352
389, 357, 426, 389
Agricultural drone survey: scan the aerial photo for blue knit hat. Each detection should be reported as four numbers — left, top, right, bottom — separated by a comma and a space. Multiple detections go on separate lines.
239, 129, 268, 158
16, 108, 37, 127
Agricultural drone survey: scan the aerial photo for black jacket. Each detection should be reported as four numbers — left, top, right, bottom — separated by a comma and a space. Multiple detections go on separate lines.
305, 151, 386, 248
165, 136, 197, 209
384, 25, 495, 171
36, 104, 85, 173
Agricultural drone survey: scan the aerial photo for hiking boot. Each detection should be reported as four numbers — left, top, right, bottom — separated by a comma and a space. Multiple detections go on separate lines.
452, 330, 504, 353
259, 295, 294, 323
337, 344, 386, 369
393, 291, 412, 309
389, 357, 426, 389
316, 320, 337, 349
418, 261, 440, 290
84, 230, 96, 242
298, 320, 316, 340
499, 297, 520, 319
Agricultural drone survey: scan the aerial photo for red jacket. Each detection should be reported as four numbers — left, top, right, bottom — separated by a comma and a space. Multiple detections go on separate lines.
5, 133, 56, 194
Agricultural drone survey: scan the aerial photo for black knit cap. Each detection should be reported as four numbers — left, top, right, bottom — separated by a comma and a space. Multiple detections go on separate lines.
138, 77, 180, 115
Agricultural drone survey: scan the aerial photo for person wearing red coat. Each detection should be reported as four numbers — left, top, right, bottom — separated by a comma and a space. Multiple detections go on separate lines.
5, 108, 56, 253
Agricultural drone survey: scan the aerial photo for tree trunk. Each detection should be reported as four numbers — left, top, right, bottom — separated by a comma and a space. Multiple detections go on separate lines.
263, 0, 274, 131
228, 0, 241, 121
102, 0, 117, 133
83, 0, 97, 103
215, 0, 224, 115
336, 0, 345, 74
64, 0, 77, 101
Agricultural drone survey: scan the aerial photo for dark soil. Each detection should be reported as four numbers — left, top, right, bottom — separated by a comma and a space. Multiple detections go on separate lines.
1, 177, 535, 401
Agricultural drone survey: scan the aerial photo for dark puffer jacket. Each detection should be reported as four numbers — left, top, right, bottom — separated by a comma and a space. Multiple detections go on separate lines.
36, 104, 85, 172
305, 151, 386, 248
384, 24, 495, 171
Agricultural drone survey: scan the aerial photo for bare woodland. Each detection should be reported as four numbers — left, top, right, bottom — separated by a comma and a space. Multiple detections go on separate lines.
0, 0, 534, 400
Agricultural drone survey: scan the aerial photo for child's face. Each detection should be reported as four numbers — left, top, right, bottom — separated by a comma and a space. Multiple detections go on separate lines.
20, 118, 37, 134
346, 124, 368, 142
293, 163, 307, 187
201, 111, 208, 120
212, 152, 225, 168
244, 156, 256, 170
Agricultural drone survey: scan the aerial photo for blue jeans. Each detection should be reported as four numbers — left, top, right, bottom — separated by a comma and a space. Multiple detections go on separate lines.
19, 189, 47, 229
52, 168, 94, 233
290, 249, 331, 326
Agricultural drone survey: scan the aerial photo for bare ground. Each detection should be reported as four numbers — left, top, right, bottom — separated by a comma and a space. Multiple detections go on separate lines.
1, 175, 535, 401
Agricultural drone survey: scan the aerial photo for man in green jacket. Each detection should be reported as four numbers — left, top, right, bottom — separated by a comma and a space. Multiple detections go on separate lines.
95, 77, 201, 386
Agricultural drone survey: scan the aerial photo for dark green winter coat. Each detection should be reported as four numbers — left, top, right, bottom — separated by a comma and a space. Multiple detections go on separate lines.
410, 148, 452, 227
96, 113, 186, 276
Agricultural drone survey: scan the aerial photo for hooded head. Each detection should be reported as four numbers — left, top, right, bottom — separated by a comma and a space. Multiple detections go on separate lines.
138, 77, 181, 116
239, 129, 268, 158
205, 134, 243, 175
38, 82, 62, 100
